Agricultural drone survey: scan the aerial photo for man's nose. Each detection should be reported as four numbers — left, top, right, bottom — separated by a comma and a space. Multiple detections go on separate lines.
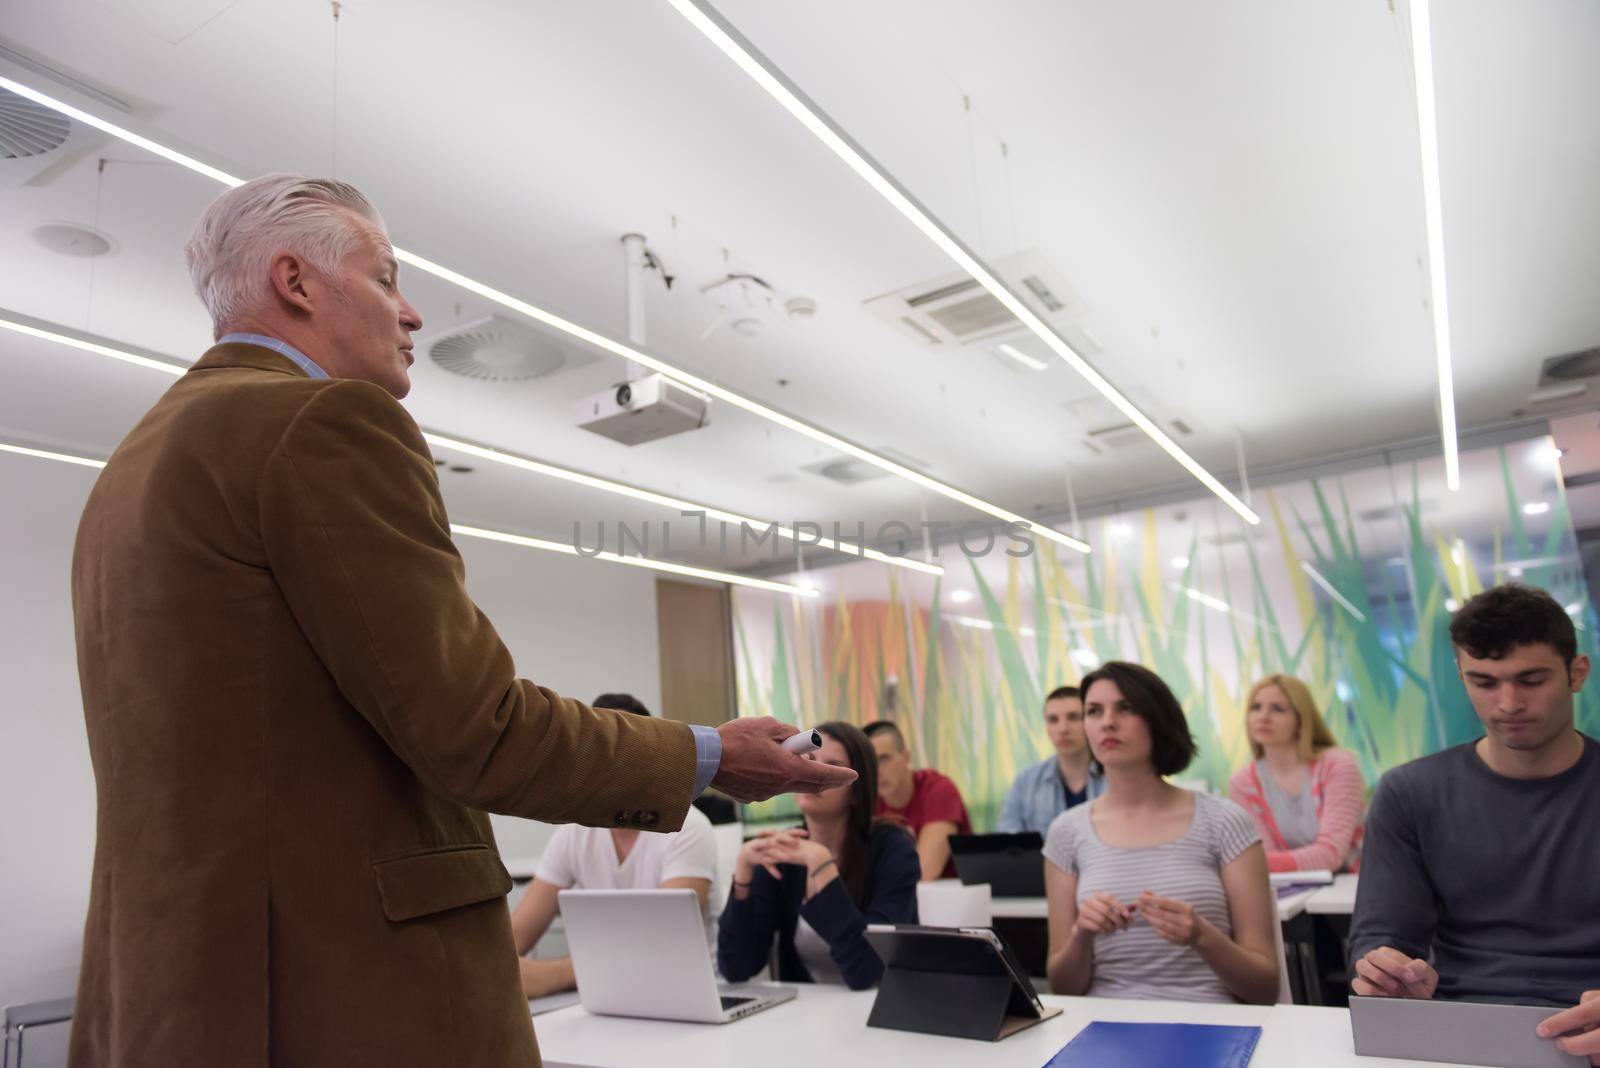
400, 297, 423, 332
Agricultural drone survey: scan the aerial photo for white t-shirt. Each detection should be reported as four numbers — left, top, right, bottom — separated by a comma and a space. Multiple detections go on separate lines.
536, 805, 721, 948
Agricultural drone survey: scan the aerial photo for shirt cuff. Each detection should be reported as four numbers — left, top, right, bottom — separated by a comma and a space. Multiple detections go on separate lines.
689, 724, 723, 798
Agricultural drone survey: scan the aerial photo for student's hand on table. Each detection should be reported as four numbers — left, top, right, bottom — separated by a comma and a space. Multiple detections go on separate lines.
1075, 891, 1134, 936
519, 957, 572, 999
1136, 891, 1206, 947
1350, 946, 1438, 999
1537, 988, 1600, 1064
712, 717, 857, 802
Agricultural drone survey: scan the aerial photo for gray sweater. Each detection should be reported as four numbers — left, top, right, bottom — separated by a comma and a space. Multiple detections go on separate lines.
1347, 734, 1600, 1005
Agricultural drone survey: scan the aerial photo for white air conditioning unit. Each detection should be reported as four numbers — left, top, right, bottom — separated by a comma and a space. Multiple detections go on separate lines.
575, 373, 710, 446
863, 250, 1085, 349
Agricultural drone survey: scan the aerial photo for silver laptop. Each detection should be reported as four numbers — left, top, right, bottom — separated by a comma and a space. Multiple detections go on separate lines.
1350, 995, 1585, 1067
558, 888, 797, 1024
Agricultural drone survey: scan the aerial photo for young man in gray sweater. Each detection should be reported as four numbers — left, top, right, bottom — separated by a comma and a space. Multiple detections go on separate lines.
1348, 583, 1600, 1063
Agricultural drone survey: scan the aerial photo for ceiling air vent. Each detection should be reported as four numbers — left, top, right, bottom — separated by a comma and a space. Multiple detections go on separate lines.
863, 249, 1082, 348
0, 50, 124, 186
1538, 346, 1600, 386
426, 314, 597, 383
0, 88, 70, 159
802, 447, 928, 486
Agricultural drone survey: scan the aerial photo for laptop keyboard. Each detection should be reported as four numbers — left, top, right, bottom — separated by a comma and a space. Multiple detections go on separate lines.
720, 996, 755, 1011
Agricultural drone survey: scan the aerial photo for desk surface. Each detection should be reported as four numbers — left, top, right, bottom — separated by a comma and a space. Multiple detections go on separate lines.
1307, 874, 1359, 916
991, 889, 1319, 923
531, 984, 1479, 1067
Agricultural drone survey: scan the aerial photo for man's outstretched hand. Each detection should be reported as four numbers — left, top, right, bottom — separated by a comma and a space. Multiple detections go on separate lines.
710, 717, 857, 802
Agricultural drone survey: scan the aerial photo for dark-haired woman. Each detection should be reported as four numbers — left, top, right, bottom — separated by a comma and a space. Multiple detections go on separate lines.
1044, 662, 1279, 1004
717, 722, 919, 990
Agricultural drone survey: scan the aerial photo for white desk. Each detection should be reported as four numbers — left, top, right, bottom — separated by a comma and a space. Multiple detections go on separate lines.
532, 985, 1479, 1067
1307, 874, 1359, 916
989, 892, 1316, 923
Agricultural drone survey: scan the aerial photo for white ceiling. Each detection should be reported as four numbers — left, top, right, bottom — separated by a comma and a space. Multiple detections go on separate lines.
2, 0, 1598, 575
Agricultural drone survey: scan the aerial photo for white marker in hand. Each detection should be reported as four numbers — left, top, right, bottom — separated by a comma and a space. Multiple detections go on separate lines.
781, 728, 822, 755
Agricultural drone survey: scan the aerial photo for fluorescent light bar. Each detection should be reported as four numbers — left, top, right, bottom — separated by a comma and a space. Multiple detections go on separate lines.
450, 523, 817, 597
0, 73, 1084, 556
398, 249, 1086, 554
0, 314, 186, 377
1, 313, 931, 580
1405, 0, 1461, 492
664, 0, 1261, 528
994, 342, 1049, 371
1298, 560, 1368, 623
421, 432, 941, 575
0, 433, 813, 597
0, 441, 107, 469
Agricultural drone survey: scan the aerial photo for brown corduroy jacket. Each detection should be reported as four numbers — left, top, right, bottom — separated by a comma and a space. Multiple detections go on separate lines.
68, 342, 696, 1067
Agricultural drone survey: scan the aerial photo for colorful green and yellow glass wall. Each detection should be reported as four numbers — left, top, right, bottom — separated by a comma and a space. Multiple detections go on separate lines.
734, 435, 1599, 828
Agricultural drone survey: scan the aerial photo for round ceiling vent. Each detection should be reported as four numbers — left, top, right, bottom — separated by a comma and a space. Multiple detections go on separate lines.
428, 315, 574, 382
0, 87, 71, 159
33, 222, 117, 258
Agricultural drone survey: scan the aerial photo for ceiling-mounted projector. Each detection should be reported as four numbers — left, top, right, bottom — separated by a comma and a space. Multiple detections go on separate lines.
576, 373, 711, 446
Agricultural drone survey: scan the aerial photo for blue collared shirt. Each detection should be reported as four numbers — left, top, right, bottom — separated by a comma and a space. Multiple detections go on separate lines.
998, 755, 1104, 834
218, 333, 329, 380
216, 335, 726, 795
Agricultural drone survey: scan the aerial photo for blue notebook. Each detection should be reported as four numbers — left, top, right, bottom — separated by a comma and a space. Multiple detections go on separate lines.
1043, 1021, 1262, 1067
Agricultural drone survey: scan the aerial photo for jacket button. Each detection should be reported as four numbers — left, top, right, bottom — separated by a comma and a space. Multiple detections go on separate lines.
640, 811, 660, 829
613, 811, 628, 825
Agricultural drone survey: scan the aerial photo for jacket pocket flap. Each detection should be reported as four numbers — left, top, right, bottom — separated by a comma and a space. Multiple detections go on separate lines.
372, 844, 512, 922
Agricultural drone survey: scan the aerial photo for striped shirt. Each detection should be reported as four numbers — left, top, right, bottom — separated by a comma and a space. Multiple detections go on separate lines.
1044, 791, 1260, 1003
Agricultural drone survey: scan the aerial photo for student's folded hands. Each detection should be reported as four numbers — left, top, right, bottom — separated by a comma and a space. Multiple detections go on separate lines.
1074, 891, 1134, 936
1135, 891, 1203, 947
1537, 989, 1600, 1065
1350, 946, 1438, 999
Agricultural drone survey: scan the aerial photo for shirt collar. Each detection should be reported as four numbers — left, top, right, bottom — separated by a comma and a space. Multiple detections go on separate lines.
217, 333, 329, 380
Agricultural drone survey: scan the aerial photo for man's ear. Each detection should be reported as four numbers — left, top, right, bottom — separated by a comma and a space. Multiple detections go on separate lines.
1569, 653, 1590, 692
267, 251, 315, 315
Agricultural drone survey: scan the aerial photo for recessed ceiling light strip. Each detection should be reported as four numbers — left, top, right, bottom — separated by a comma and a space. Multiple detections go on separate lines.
1404, 0, 1461, 492
663, 0, 1261, 528
0, 440, 108, 469
449, 523, 817, 596
0, 312, 937, 575
422, 431, 943, 575
0, 72, 1086, 555
0, 433, 815, 596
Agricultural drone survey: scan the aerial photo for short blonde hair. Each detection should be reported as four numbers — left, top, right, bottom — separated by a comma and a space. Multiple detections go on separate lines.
184, 174, 385, 336
1245, 674, 1338, 761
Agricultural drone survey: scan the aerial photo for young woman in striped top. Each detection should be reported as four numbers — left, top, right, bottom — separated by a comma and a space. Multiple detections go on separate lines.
1044, 662, 1279, 1004
1227, 674, 1366, 873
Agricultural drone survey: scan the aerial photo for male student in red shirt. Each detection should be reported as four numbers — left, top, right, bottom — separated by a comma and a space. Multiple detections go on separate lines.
864, 721, 973, 881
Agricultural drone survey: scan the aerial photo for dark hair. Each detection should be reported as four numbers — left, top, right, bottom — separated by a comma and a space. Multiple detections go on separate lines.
1045, 686, 1082, 704
1450, 583, 1577, 669
591, 693, 651, 717
814, 721, 886, 906
1077, 661, 1197, 777
861, 720, 905, 750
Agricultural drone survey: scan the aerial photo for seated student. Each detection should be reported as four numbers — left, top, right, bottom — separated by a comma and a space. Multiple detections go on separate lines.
1226, 674, 1366, 872
999, 685, 1104, 834
1044, 661, 1278, 1004
1348, 584, 1600, 1062
863, 720, 972, 881
509, 693, 719, 998
718, 721, 919, 990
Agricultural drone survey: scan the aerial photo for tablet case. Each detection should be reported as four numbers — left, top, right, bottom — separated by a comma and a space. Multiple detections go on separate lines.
863, 925, 1062, 1042
1349, 995, 1586, 1067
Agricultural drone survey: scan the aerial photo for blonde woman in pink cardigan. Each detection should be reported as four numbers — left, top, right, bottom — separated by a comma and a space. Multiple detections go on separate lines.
1227, 675, 1366, 873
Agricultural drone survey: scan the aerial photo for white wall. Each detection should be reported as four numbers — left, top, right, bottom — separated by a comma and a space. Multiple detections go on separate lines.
0, 452, 660, 1023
